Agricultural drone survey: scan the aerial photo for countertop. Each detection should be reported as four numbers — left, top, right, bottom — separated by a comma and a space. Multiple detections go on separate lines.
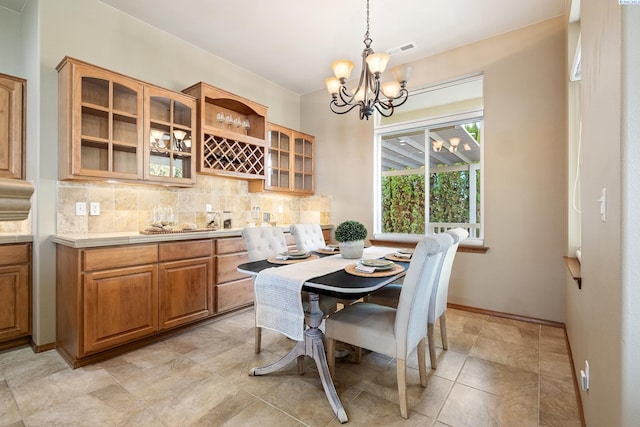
0, 233, 33, 244
52, 224, 333, 249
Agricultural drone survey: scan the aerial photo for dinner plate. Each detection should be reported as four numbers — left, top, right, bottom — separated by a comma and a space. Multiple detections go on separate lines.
284, 250, 310, 259
360, 259, 394, 270
397, 248, 414, 255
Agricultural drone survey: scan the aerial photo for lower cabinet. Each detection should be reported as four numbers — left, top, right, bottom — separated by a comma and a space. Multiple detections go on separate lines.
55, 229, 328, 367
0, 243, 31, 349
158, 240, 213, 329
215, 237, 253, 313
84, 264, 158, 354
56, 240, 213, 367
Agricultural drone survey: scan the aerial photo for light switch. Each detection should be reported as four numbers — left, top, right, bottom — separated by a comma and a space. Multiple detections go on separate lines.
599, 188, 606, 222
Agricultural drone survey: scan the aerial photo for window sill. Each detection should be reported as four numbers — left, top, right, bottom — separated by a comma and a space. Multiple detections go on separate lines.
564, 256, 582, 289
369, 237, 489, 253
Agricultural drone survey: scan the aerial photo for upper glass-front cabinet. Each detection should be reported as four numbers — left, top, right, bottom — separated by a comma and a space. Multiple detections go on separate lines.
57, 57, 195, 187
58, 59, 144, 181
145, 87, 196, 185
249, 123, 314, 194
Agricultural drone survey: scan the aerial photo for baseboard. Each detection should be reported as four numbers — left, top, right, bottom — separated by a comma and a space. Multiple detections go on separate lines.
447, 303, 565, 328
31, 341, 56, 353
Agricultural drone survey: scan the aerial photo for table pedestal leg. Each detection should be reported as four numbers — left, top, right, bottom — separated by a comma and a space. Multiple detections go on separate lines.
249, 292, 348, 424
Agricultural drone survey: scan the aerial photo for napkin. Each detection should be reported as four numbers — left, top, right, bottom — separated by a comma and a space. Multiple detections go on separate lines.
355, 263, 376, 274
394, 251, 412, 259
275, 253, 288, 260
323, 246, 339, 252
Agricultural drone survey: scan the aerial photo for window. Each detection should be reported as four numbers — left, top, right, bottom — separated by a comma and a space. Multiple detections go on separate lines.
373, 76, 484, 245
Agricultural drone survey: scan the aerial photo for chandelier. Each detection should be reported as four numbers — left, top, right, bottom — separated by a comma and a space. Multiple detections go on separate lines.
325, 0, 411, 120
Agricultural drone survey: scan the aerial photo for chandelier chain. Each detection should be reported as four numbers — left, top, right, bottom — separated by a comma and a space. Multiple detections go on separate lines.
365, 0, 370, 40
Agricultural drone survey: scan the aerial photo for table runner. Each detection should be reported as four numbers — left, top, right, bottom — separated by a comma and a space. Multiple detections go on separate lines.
254, 246, 396, 341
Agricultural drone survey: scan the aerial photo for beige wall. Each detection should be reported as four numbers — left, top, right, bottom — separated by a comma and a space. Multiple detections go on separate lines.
565, 1, 640, 425
303, 17, 568, 322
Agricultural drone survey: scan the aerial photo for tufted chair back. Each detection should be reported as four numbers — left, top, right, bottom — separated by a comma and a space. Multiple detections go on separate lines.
241, 227, 288, 262
290, 223, 325, 252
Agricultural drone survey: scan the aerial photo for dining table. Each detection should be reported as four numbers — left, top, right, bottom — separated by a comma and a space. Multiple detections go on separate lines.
237, 246, 411, 424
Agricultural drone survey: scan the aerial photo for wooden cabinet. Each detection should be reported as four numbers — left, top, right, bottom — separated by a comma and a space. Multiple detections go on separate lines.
57, 57, 196, 186
84, 264, 158, 354
182, 82, 267, 180
158, 240, 212, 329
215, 237, 254, 313
249, 123, 314, 194
81, 245, 158, 355
57, 57, 144, 181
54, 230, 322, 367
145, 86, 196, 186
0, 73, 26, 180
0, 243, 31, 349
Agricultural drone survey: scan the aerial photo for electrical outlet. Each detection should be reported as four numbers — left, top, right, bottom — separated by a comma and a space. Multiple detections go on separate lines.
75, 202, 87, 216
90, 202, 100, 216
205, 204, 212, 213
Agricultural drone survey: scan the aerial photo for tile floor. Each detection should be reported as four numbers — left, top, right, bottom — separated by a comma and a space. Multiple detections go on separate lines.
0, 307, 583, 426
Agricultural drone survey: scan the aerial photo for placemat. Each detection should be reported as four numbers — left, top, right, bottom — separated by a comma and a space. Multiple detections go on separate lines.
315, 248, 340, 255
267, 254, 320, 265
384, 254, 412, 262
344, 262, 404, 277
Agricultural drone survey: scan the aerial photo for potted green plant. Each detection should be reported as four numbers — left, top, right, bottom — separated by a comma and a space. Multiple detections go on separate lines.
334, 220, 367, 259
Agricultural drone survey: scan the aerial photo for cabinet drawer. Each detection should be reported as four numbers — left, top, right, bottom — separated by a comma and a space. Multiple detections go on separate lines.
216, 252, 249, 283
216, 237, 246, 255
216, 278, 254, 313
83, 244, 157, 271
159, 240, 212, 262
0, 244, 29, 266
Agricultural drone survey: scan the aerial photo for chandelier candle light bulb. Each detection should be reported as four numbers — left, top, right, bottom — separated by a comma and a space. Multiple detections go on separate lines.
325, 0, 410, 120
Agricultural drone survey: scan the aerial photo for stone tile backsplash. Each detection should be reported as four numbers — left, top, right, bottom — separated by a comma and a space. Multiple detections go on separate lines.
56, 175, 331, 234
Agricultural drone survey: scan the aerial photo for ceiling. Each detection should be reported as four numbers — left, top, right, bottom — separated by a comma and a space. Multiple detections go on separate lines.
0, 0, 569, 95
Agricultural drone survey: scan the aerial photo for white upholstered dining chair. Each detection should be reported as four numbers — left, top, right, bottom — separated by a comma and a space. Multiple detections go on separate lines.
325, 233, 453, 419
289, 223, 326, 252
241, 226, 339, 354
366, 227, 469, 369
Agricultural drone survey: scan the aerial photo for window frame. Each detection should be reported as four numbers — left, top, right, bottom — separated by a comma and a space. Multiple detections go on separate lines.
373, 80, 485, 247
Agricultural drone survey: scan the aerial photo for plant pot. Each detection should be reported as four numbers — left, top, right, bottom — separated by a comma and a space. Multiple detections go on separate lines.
339, 240, 364, 259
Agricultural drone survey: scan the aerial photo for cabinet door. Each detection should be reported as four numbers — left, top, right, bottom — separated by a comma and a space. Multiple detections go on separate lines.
264, 124, 291, 192
144, 86, 196, 186
0, 264, 30, 341
83, 264, 158, 355
158, 257, 212, 330
69, 63, 144, 180
292, 132, 314, 194
0, 74, 25, 180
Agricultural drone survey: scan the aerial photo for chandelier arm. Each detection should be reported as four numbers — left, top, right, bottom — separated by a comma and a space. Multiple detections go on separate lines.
373, 102, 394, 117
330, 100, 363, 115
335, 85, 356, 107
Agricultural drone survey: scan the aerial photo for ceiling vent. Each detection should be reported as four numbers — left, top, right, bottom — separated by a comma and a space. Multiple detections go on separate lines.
386, 43, 416, 56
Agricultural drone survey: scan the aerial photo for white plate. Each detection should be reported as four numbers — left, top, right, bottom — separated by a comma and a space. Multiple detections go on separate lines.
284, 251, 310, 259
360, 259, 394, 270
